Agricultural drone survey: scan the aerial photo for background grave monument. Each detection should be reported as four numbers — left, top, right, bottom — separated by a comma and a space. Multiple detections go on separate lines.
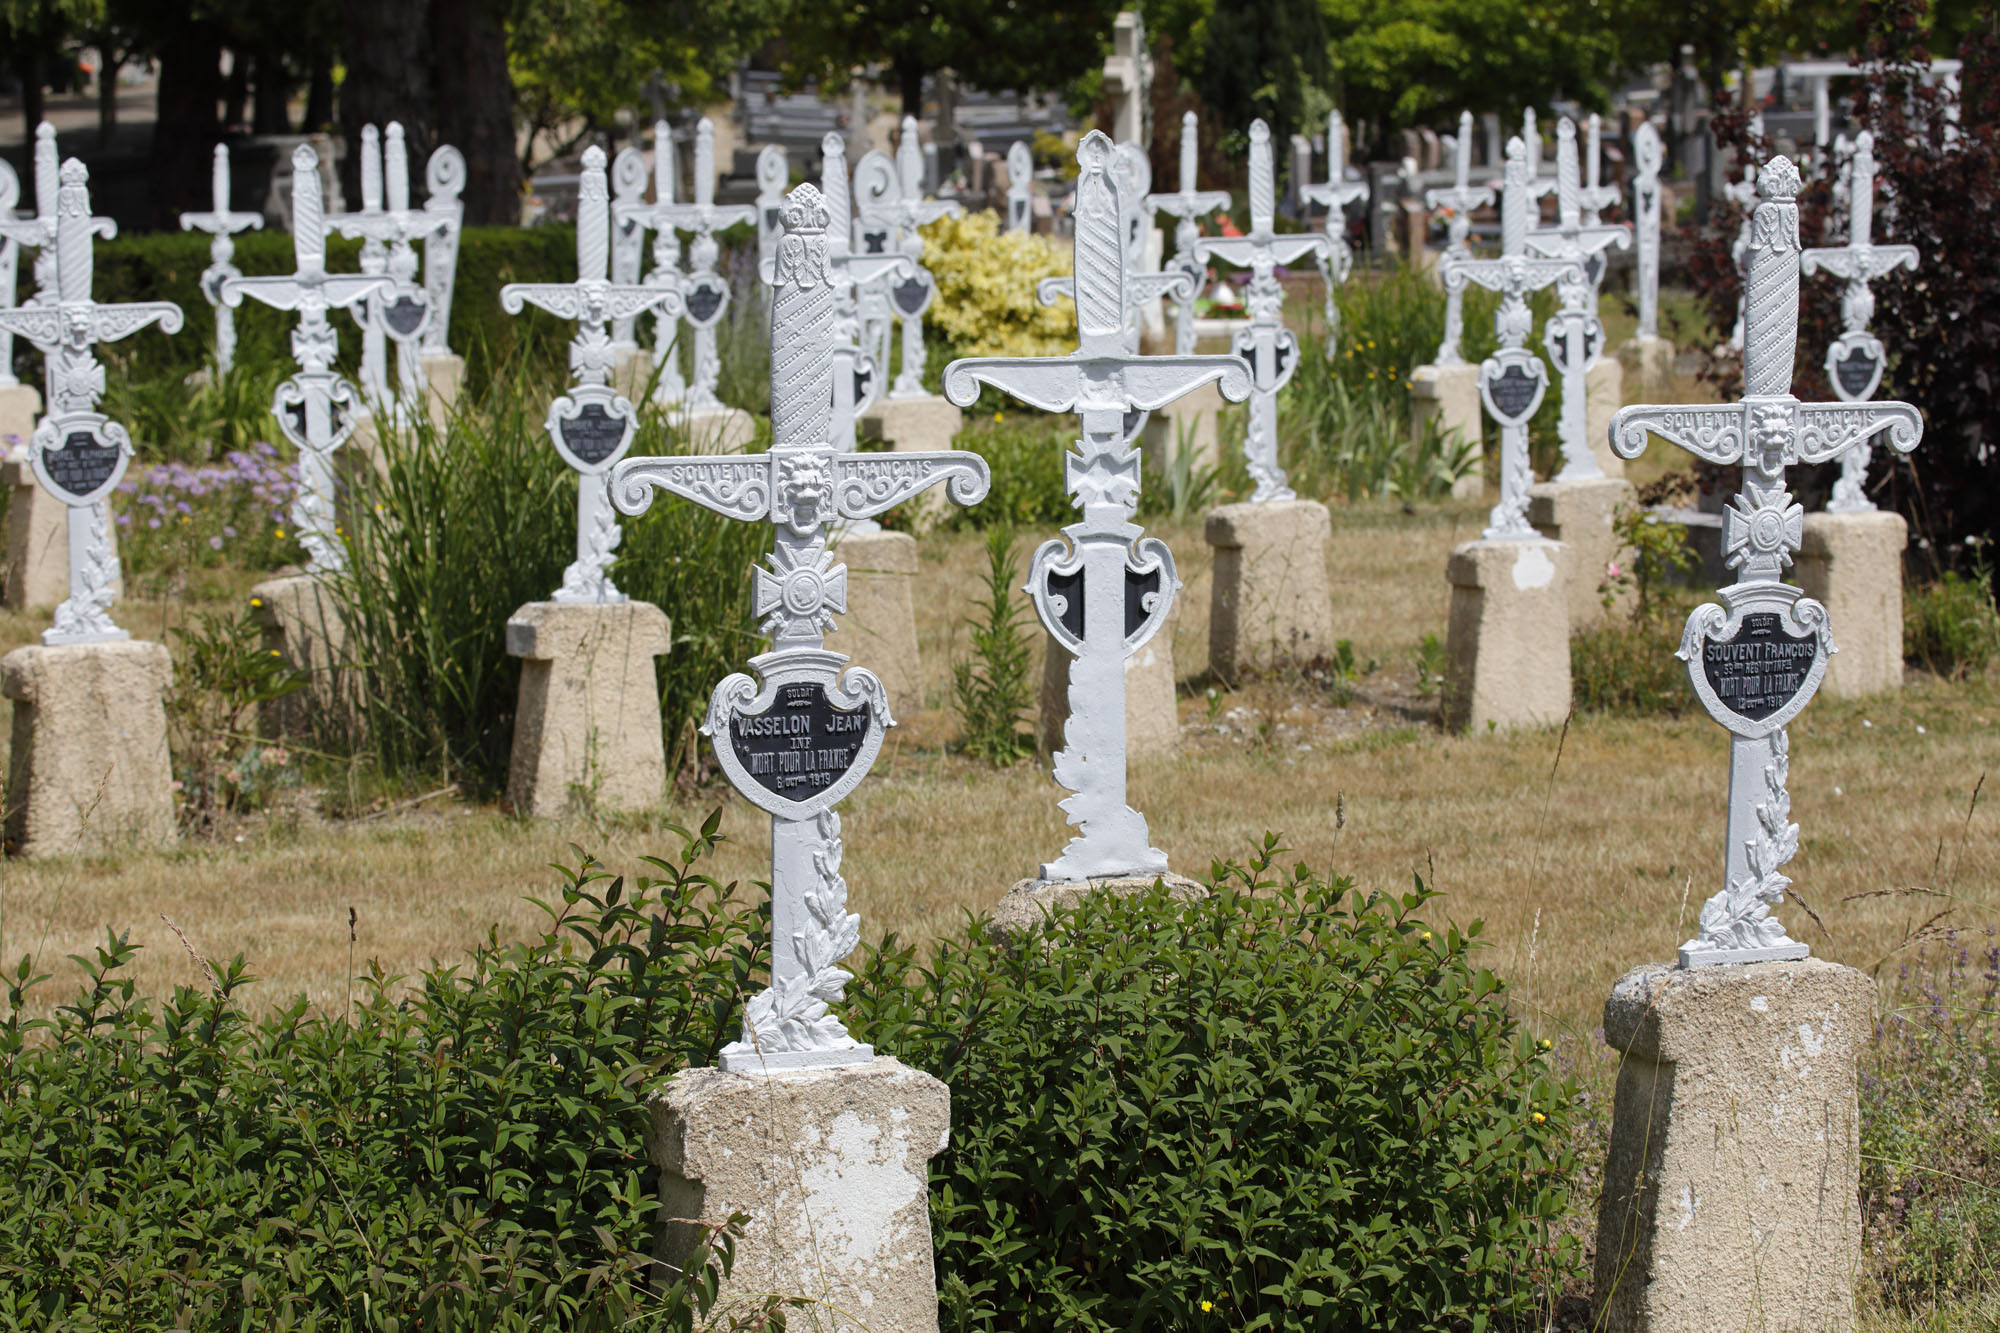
178, 144, 263, 378
331, 123, 437, 442
416, 141, 466, 418
653, 119, 757, 449
1593, 153, 1923, 1333
1410, 109, 1495, 500
0, 160, 181, 857
1627, 121, 1674, 389
1140, 111, 1231, 478
613, 181, 987, 1329
857, 117, 963, 456
1438, 138, 1579, 733
1301, 109, 1368, 357
1005, 139, 1034, 232
499, 144, 685, 817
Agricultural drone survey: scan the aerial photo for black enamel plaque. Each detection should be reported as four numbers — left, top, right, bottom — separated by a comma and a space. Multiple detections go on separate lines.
44, 430, 119, 499
1488, 361, 1540, 421
1835, 348, 1878, 397
687, 279, 726, 323
892, 276, 929, 316
1047, 567, 1083, 639
1124, 565, 1161, 639
1701, 611, 1819, 721
560, 402, 630, 465
728, 681, 874, 803
384, 295, 427, 337
863, 231, 889, 255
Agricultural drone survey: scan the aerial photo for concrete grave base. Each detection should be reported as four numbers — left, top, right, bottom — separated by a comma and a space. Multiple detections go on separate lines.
0, 383, 39, 447
418, 351, 465, 432
1442, 538, 1571, 733
1, 639, 175, 857
1039, 615, 1178, 760
674, 405, 758, 453
2, 457, 66, 612
1585, 357, 1626, 478
1409, 362, 1484, 499
611, 346, 654, 403
646, 1057, 950, 1333
832, 530, 922, 717
1628, 335, 1676, 394
1140, 377, 1224, 482
988, 870, 1208, 941
1796, 509, 1906, 699
1206, 499, 1335, 680
1593, 959, 1871, 1333
250, 574, 357, 737
505, 600, 671, 818
1530, 477, 1636, 630
860, 396, 965, 532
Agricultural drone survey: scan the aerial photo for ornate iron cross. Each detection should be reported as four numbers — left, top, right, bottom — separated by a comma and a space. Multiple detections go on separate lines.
330, 123, 448, 426
1801, 130, 1919, 513
610, 184, 989, 1073
223, 145, 389, 577
1300, 109, 1370, 357
1524, 117, 1631, 481
944, 131, 1252, 882
0, 160, 181, 645
1145, 111, 1231, 356
814, 134, 913, 463
610, 121, 691, 407
856, 116, 961, 400
501, 145, 684, 605
1724, 112, 1767, 352
754, 143, 789, 274
1523, 109, 1557, 201
1042, 140, 1196, 373
1006, 140, 1035, 233
637, 119, 754, 416
1425, 110, 1497, 368
1194, 119, 1334, 503
0, 160, 31, 394
0, 124, 113, 407
1608, 155, 1924, 968
1631, 122, 1665, 343
177, 144, 263, 376
418, 143, 464, 358
1440, 138, 1579, 539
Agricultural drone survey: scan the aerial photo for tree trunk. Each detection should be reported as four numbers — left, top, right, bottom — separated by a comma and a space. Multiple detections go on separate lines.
148, 21, 225, 229
303, 50, 334, 133
431, 0, 520, 224
97, 49, 122, 147
252, 47, 292, 135
897, 58, 925, 119
337, 0, 434, 206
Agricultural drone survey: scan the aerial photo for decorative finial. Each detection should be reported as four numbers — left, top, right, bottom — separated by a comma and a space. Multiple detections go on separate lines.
1759, 155, 1802, 201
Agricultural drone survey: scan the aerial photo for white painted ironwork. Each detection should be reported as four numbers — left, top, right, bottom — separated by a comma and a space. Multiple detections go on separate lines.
1632, 122, 1664, 342
1145, 111, 1231, 356
1006, 140, 1034, 233
178, 144, 263, 376
1425, 110, 1495, 367
854, 117, 961, 401
1300, 109, 1369, 357
420, 144, 464, 356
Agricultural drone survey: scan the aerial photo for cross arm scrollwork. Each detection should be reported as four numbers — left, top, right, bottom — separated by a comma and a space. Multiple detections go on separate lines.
1440, 253, 1577, 295
1608, 402, 1745, 463
0, 305, 62, 347
1120, 357, 1253, 411
1039, 267, 1197, 309
1795, 401, 1924, 464
499, 283, 587, 320
608, 454, 774, 522
91, 302, 184, 343
829, 452, 990, 520
605, 285, 684, 323
942, 353, 1253, 415
1799, 244, 1919, 282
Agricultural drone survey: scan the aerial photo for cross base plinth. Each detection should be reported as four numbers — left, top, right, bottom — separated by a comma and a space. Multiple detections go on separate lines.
1796, 509, 1907, 698
859, 396, 965, 531
504, 600, 671, 818
2, 453, 67, 611
1408, 363, 1484, 498
250, 574, 358, 739
1140, 377, 1223, 481
1585, 356, 1626, 478
1626, 335, 1676, 393
1529, 477, 1637, 630
1, 639, 175, 857
987, 871, 1209, 943
645, 1058, 949, 1333
611, 345, 653, 403
831, 529, 923, 717
668, 404, 757, 453
1593, 959, 1869, 1333
1038, 618, 1179, 761
1206, 499, 1335, 680
1443, 538, 1572, 733
418, 351, 465, 431
0, 383, 39, 443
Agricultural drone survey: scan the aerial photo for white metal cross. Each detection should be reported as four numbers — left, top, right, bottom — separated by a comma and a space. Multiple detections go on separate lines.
813, 134, 912, 464
501, 145, 685, 604
1042, 140, 1194, 371
1425, 110, 1496, 367
1194, 119, 1334, 503
610, 121, 691, 408
1800, 130, 1919, 512
755, 143, 789, 274
223, 145, 389, 578
1523, 109, 1557, 200
1631, 122, 1665, 342
0, 160, 28, 392
1440, 137, 1579, 539
944, 130, 1252, 882
1608, 154, 1924, 968
1300, 109, 1369, 357
858, 116, 960, 400
0, 124, 113, 407
0, 159, 181, 645
330, 123, 450, 426
1724, 112, 1766, 352
418, 143, 464, 359
1006, 140, 1034, 233
609, 182, 989, 1074
177, 144, 263, 376
1525, 117, 1631, 481
1145, 111, 1231, 356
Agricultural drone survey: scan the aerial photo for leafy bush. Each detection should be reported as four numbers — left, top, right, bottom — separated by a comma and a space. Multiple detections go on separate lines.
1602, 504, 1698, 623
951, 526, 1036, 764
165, 607, 308, 827
1571, 613, 1693, 717
0, 819, 779, 1331
920, 210, 1076, 360
1904, 567, 2000, 678
850, 845, 1582, 1332
1281, 352, 1476, 502
943, 412, 1075, 531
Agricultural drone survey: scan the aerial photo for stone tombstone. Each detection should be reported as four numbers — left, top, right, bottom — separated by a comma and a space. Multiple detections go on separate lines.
1629, 121, 1673, 388
1524, 118, 1632, 482
944, 130, 1252, 883
1005, 139, 1034, 233
1300, 109, 1369, 356
178, 144, 264, 376
330, 123, 450, 430
1145, 111, 1230, 356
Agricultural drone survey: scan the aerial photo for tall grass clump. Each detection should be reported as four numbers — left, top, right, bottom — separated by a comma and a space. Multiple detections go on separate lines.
951, 526, 1036, 764
1905, 565, 2000, 679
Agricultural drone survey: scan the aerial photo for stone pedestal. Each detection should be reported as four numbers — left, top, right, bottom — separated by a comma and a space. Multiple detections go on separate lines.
1530, 477, 1636, 630
1442, 538, 1570, 733
1585, 357, 1626, 478
505, 600, 671, 818
1593, 959, 1872, 1333
1629, 335, 1675, 393
0, 383, 40, 445
833, 529, 922, 716
1206, 499, 1335, 680
646, 1057, 949, 1333
1796, 509, 1906, 698
3, 457, 66, 612
1140, 378, 1223, 481
989, 870, 1207, 941
675, 405, 759, 452
612, 346, 653, 402
1, 639, 175, 857
1039, 617, 1178, 759
251, 574, 356, 737
1409, 363, 1484, 499
418, 351, 465, 432
860, 396, 965, 531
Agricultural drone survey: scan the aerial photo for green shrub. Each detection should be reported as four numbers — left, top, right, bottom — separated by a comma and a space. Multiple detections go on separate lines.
1571, 613, 1693, 717
849, 843, 1582, 1332
951, 526, 1036, 764
943, 412, 1074, 531
1601, 505, 1697, 623
1904, 568, 2000, 679
0, 818, 781, 1331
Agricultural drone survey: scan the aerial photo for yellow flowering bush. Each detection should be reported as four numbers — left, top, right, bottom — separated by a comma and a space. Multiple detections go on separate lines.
919, 211, 1075, 360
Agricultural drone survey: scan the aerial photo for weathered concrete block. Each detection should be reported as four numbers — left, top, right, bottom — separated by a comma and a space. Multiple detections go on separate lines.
1, 639, 175, 857
1628, 335, 1675, 394
1586, 356, 1626, 478
1039, 614, 1178, 759
988, 871, 1207, 941
418, 351, 465, 433
1409, 362, 1484, 499
505, 600, 671, 818
1206, 499, 1335, 679
3, 456, 66, 612
611, 345, 653, 402
250, 573, 356, 736
1140, 377, 1223, 482
1594, 959, 1872, 1333
1530, 476, 1636, 630
0, 383, 39, 447
860, 396, 965, 532
1442, 538, 1570, 732
833, 529, 923, 716
646, 1057, 950, 1333
1796, 509, 1906, 699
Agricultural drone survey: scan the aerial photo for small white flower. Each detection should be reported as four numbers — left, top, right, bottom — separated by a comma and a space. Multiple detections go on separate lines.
1862, 719, 1873, 729
1917, 725, 1927, 735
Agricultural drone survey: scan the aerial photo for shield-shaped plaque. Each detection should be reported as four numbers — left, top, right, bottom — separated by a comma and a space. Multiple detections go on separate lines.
1826, 332, 1885, 402
685, 275, 729, 328
1585, 251, 1605, 286
708, 658, 891, 821
892, 274, 932, 318
278, 382, 353, 452
550, 396, 634, 472
382, 292, 428, 340
203, 268, 229, 305
1481, 350, 1546, 425
1680, 593, 1832, 737
764, 206, 781, 232
31, 414, 129, 506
